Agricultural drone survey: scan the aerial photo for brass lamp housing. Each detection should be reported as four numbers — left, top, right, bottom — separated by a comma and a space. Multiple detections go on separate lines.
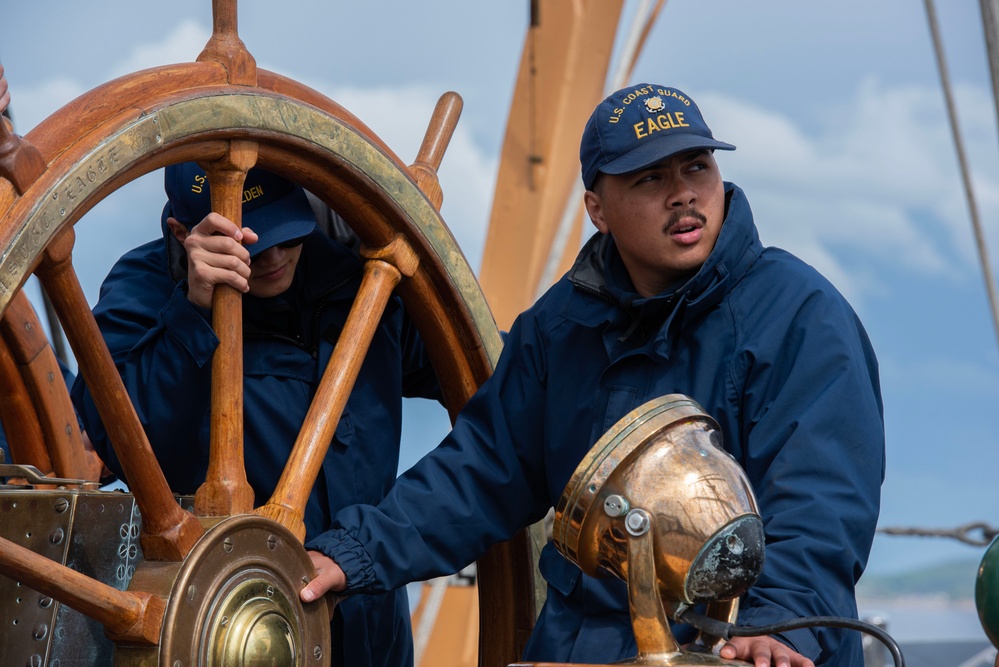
552, 395, 765, 665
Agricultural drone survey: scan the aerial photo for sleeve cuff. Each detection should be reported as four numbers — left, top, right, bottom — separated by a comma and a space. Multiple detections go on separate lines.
305, 529, 378, 593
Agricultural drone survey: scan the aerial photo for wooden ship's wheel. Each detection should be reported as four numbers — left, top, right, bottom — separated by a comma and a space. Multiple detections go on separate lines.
0, 1, 541, 664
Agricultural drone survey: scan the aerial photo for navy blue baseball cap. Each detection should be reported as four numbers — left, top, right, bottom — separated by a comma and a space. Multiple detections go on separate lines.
161, 162, 317, 257
580, 84, 736, 190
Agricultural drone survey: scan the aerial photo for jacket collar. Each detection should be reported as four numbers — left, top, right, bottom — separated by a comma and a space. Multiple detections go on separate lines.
564, 182, 761, 336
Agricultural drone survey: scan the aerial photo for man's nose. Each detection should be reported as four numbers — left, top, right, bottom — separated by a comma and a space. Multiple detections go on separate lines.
666, 176, 696, 208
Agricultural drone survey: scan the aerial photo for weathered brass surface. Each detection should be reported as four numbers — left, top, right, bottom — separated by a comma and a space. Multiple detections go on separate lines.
549, 395, 764, 666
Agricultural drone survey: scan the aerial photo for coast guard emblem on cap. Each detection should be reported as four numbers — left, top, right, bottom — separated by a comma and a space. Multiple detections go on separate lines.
643, 96, 666, 113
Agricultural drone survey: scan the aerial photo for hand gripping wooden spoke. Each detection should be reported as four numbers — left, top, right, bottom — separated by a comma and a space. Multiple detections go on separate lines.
194, 142, 259, 518
0, 1, 540, 664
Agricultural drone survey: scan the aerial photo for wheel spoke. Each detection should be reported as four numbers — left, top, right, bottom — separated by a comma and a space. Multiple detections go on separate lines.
34, 227, 204, 561
0, 331, 52, 478
0, 534, 165, 646
409, 92, 463, 211
2, 291, 92, 480
0, 115, 46, 196
256, 236, 419, 540
193, 142, 258, 517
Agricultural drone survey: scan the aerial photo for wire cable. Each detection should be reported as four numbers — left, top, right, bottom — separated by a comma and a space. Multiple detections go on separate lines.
676, 607, 905, 667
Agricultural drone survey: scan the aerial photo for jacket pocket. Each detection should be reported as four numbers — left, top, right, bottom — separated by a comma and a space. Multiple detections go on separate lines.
538, 541, 581, 597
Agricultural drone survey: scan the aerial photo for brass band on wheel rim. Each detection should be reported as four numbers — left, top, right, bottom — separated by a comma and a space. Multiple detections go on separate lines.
0, 89, 502, 375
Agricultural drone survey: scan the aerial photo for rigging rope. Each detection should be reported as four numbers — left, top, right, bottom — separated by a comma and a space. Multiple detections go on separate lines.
878, 521, 998, 547
924, 0, 999, 353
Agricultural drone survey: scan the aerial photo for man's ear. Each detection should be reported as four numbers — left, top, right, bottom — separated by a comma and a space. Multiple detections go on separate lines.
583, 189, 609, 235
165, 217, 189, 244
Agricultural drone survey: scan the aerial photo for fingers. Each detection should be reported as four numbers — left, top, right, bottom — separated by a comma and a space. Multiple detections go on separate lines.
300, 551, 347, 603
183, 213, 255, 308
719, 636, 814, 667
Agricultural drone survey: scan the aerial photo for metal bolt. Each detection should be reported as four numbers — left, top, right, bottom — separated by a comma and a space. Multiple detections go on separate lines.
313, 646, 323, 660
187, 585, 198, 601
220, 616, 229, 628
603, 494, 629, 517
223, 537, 234, 553
38, 597, 52, 609
28, 654, 42, 667
50, 529, 64, 545
53, 498, 69, 514
625, 509, 651, 537
47, 371, 55, 383
32, 623, 48, 640
266, 586, 275, 598
267, 535, 278, 550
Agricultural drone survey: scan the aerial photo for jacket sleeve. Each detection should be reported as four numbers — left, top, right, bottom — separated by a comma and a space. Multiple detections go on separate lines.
731, 280, 885, 661
70, 245, 220, 493
307, 311, 552, 591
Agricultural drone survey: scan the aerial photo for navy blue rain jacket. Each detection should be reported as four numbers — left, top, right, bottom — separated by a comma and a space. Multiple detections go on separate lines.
311, 183, 885, 666
71, 229, 440, 667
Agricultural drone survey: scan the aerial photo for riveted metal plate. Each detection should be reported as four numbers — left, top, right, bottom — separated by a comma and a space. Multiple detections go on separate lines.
1, 489, 75, 666
0, 489, 194, 666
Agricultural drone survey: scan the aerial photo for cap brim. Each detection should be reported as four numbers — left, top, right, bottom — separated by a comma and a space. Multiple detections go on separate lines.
242, 188, 318, 258
600, 133, 736, 177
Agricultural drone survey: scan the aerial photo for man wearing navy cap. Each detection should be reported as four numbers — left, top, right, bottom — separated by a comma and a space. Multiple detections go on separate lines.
71, 163, 441, 667
300, 84, 884, 667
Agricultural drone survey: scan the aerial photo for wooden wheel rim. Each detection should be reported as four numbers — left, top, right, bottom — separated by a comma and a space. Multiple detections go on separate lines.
0, 63, 540, 666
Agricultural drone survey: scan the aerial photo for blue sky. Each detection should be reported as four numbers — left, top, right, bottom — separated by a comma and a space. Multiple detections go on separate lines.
2, 0, 998, 593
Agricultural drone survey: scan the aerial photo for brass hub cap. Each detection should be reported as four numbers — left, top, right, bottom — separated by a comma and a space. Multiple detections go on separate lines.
151, 515, 330, 667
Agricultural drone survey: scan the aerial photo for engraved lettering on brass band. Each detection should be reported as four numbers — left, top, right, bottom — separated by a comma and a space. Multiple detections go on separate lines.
0, 116, 158, 314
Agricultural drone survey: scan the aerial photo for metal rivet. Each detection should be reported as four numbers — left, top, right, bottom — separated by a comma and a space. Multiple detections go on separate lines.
47, 371, 55, 383
625, 509, 651, 537
603, 494, 629, 517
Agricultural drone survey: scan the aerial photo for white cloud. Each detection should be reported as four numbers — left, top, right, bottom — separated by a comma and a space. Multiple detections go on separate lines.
696, 78, 999, 306
108, 20, 212, 79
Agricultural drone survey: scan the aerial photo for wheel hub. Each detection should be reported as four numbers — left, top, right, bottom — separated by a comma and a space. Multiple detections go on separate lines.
117, 514, 331, 667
